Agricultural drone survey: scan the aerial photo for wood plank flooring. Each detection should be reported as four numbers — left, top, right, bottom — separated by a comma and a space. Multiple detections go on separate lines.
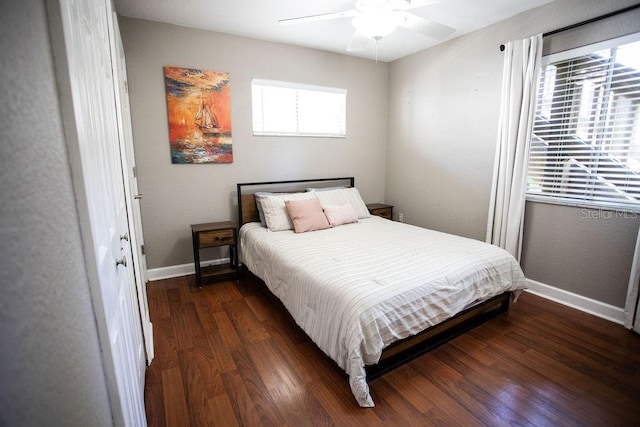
145, 273, 640, 426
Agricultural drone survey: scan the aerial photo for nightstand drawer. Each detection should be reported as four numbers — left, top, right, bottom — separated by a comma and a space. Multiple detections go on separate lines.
370, 208, 392, 219
199, 229, 235, 247
366, 203, 393, 220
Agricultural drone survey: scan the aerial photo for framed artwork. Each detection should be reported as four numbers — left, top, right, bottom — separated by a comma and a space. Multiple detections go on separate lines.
164, 66, 232, 163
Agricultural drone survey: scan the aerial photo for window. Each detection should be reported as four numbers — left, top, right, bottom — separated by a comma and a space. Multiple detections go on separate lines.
251, 79, 346, 138
527, 33, 640, 212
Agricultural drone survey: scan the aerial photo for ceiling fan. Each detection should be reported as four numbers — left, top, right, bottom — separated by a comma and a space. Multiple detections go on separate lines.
279, 0, 455, 52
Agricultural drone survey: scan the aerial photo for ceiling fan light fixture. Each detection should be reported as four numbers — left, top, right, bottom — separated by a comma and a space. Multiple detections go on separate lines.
352, 10, 403, 39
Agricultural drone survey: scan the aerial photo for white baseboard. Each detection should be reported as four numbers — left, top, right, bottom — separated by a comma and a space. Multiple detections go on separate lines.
525, 279, 624, 325
146, 263, 625, 325
147, 258, 231, 281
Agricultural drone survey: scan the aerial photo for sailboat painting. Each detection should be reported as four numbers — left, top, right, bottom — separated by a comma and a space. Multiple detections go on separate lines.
164, 66, 232, 163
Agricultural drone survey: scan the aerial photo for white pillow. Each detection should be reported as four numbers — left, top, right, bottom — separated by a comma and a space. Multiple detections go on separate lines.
323, 203, 359, 226
260, 192, 318, 231
312, 187, 371, 219
305, 186, 347, 192
254, 192, 284, 226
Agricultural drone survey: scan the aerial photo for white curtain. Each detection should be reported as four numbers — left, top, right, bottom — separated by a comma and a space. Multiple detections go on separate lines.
486, 34, 543, 261
625, 226, 640, 333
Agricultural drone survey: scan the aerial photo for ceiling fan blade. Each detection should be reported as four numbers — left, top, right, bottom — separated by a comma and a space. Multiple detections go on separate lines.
346, 30, 370, 52
400, 12, 455, 40
279, 9, 357, 25
392, 0, 441, 10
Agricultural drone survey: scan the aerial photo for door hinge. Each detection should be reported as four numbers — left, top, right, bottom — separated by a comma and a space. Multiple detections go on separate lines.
141, 244, 145, 255
124, 80, 129, 93
132, 166, 137, 178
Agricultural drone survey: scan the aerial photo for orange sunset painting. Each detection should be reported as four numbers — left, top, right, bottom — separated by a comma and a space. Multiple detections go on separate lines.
164, 66, 232, 163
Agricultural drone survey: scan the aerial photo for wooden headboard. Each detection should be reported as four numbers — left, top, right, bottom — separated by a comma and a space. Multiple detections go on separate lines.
236, 177, 355, 226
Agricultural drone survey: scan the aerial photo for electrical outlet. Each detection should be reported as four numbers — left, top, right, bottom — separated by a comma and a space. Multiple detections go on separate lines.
398, 213, 404, 223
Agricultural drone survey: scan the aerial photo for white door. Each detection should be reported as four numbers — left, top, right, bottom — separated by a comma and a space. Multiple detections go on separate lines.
109, 12, 155, 364
53, 0, 147, 424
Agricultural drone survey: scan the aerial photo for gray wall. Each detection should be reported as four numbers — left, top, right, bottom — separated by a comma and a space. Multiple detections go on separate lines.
119, 17, 389, 270
386, 0, 640, 307
0, 0, 112, 424
521, 202, 640, 305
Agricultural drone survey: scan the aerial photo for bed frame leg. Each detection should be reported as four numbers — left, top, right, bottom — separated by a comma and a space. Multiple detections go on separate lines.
500, 295, 511, 313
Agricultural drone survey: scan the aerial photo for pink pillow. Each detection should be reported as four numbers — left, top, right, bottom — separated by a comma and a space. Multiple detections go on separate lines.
323, 203, 358, 226
285, 197, 331, 233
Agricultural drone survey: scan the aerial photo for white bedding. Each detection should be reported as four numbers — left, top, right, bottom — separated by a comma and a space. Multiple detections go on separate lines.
239, 216, 527, 407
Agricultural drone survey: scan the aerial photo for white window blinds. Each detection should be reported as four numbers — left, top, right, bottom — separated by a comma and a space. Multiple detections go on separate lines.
251, 79, 346, 138
527, 33, 640, 212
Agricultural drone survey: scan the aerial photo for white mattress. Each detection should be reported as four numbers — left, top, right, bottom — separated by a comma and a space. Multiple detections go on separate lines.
239, 216, 527, 407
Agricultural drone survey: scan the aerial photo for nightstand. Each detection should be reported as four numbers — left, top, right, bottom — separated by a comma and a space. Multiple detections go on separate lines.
191, 221, 238, 288
367, 203, 394, 220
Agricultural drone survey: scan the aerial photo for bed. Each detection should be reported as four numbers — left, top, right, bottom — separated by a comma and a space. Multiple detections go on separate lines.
236, 177, 527, 407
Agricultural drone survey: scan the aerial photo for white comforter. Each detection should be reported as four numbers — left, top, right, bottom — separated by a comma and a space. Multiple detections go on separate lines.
239, 216, 527, 407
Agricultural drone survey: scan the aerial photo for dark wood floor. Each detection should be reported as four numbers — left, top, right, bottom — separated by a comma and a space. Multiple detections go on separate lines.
145, 273, 640, 426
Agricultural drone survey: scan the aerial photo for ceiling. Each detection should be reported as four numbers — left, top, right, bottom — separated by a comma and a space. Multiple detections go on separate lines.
114, 0, 554, 63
